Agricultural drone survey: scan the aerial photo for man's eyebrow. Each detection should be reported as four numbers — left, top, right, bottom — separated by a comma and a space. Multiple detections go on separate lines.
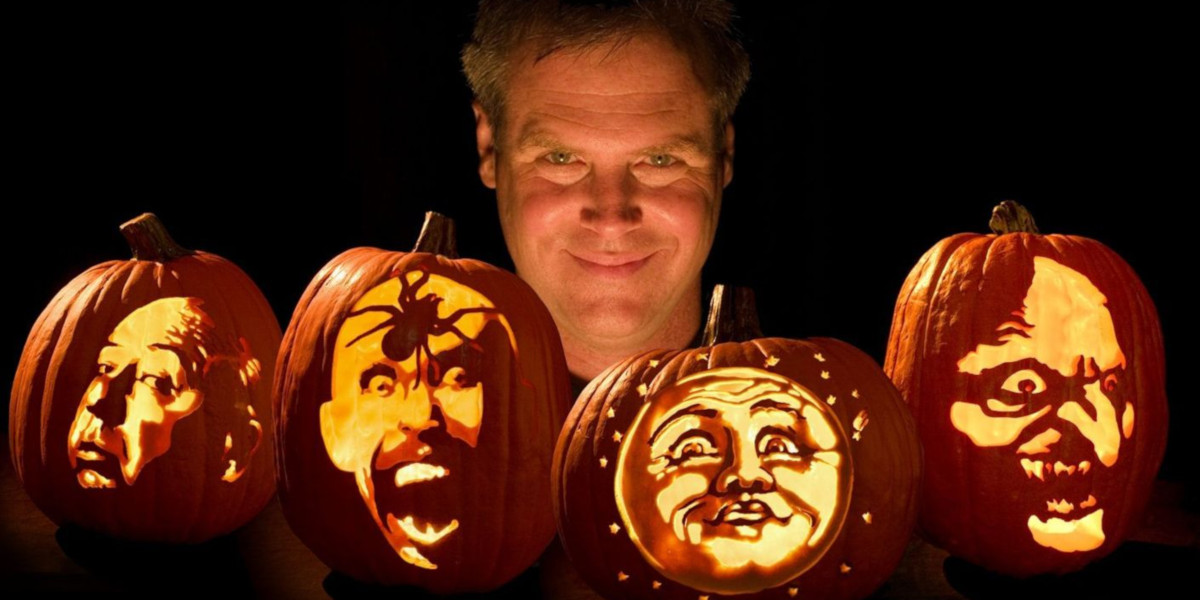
649, 404, 717, 445
515, 126, 712, 155
641, 134, 712, 156
516, 129, 569, 151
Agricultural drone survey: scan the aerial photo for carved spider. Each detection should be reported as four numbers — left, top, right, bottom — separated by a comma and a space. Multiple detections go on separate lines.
343, 267, 504, 389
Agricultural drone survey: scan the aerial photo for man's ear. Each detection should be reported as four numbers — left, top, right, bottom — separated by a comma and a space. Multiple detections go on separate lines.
721, 121, 735, 188
474, 101, 498, 189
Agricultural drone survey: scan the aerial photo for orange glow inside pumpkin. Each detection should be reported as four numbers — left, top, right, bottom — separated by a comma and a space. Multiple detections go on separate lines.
614, 367, 852, 594
67, 297, 263, 489
320, 269, 516, 570
950, 257, 1131, 553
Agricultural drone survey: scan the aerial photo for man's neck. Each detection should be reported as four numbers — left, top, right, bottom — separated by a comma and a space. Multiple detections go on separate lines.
559, 294, 701, 384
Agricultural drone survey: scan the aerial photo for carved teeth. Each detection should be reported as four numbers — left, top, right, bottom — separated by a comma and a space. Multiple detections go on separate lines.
1080, 495, 1098, 509
1080, 461, 1091, 475
1053, 461, 1077, 476
1021, 458, 1046, 481
1046, 499, 1075, 514
394, 463, 449, 488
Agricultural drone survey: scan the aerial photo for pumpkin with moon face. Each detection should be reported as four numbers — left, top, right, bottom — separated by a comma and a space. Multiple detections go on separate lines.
10, 214, 279, 543
554, 288, 921, 600
274, 213, 571, 592
884, 201, 1168, 576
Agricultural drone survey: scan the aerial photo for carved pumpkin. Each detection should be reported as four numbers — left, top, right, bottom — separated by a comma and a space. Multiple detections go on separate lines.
553, 286, 921, 600
884, 201, 1168, 576
274, 212, 570, 592
9, 214, 279, 543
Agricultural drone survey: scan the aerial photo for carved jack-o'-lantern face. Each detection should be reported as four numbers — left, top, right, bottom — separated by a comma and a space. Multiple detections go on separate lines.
321, 268, 517, 570
952, 257, 1131, 553
615, 367, 852, 594
67, 297, 264, 490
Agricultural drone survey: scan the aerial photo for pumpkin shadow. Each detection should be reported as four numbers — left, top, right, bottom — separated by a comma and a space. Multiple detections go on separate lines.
323, 564, 541, 599
943, 541, 1200, 600
55, 524, 255, 598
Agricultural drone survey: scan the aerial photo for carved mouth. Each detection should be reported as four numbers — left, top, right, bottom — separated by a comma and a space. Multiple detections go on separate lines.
707, 499, 791, 527
393, 462, 449, 489
385, 512, 459, 546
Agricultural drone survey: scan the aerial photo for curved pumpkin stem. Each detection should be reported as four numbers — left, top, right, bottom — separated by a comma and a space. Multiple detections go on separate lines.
989, 200, 1040, 234
413, 211, 460, 259
120, 213, 193, 261
702, 284, 763, 346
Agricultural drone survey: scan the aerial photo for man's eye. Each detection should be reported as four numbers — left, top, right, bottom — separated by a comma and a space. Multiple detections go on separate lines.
1001, 369, 1047, 395
545, 150, 575, 165
647, 153, 676, 167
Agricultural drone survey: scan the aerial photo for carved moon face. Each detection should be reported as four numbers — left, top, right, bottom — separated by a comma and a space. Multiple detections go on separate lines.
615, 367, 852, 594
321, 268, 517, 570
951, 256, 1131, 553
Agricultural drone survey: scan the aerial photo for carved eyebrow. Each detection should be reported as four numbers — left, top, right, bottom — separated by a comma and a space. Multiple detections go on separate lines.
750, 398, 805, 420
359, 363, 397, 391
996, 312, 1034, 338
649, 404, 717, 446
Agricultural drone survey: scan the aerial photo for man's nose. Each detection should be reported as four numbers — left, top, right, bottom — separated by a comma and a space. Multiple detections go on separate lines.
580, 166, 641, 238
715, 447, 774, 494
88, 366, 133, 425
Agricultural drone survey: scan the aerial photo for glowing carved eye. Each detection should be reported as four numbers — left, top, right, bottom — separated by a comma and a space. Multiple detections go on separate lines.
758, 433, 801, 456
139, 374, 177, 396
1103, 372, 1119, 392
367, 375, 396, 397
670, 434, 717, 464
1001, 369, 1046, 395
98, 363, 116, 376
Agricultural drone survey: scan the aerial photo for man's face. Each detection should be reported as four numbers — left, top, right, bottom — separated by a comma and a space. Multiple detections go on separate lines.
952, 257, 1131, 553
615, 368, 851, 594
476, 33, 732, 347
67, 297, 208, 489
321, 270, 516, 570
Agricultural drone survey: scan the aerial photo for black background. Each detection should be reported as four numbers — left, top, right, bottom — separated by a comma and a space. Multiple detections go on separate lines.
7, 0, 1193, 508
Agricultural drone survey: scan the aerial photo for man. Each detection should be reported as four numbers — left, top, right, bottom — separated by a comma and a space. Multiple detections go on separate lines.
462, 0, 750, 384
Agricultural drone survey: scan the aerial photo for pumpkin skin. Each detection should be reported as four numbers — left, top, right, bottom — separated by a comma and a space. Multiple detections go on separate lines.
9, 214, 280, 543
273, 241, 571, 592
883, 204, 1168, 576
554, 337, 922, 600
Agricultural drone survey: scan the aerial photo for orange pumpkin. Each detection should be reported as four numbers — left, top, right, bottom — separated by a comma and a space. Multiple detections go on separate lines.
884, 201, 1168, 576
274, 212, 570, 591
553, 286, 921, 599
9, 214, 279, 543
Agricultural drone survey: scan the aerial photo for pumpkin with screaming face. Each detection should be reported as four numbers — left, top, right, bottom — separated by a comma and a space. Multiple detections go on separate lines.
884, 201, 1168, 576
554, 286, 921, 600
274, 213, 570, 592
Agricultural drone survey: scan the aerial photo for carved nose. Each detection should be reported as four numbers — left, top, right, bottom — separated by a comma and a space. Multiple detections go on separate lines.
715, 454, 774, 495
89, 366, 133, 425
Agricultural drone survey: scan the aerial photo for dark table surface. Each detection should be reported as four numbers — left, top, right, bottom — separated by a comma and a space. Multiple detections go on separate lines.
4, 434, 1196, 600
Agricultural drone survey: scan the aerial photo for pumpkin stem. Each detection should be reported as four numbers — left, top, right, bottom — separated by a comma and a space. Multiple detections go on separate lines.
702, 284, 763, 345
120, 213, 193, 261
413, 211, 459, 258
989, 200, 1040, 234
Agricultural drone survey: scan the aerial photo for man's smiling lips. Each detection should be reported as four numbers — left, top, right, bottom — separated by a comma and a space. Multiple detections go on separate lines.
568, 251, 657, 277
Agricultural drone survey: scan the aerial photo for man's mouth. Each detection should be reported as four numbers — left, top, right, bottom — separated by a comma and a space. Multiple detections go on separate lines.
71, 441, 119, 489
569, 251, 655, 277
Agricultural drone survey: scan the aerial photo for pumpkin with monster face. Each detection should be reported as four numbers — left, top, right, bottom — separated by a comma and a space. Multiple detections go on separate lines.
884, 201, 1168, 576
274, 213, 570, 592
10, 214, 279, 543
553, 286, 921, 600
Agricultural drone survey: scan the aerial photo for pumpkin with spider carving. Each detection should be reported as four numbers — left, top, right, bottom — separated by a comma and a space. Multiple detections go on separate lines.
274, 212, 570, 591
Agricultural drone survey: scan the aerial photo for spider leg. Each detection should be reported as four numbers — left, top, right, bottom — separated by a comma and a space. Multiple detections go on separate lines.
343, 305, 402, 348
399, 268, 432, 303
440, 306, 501, 323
